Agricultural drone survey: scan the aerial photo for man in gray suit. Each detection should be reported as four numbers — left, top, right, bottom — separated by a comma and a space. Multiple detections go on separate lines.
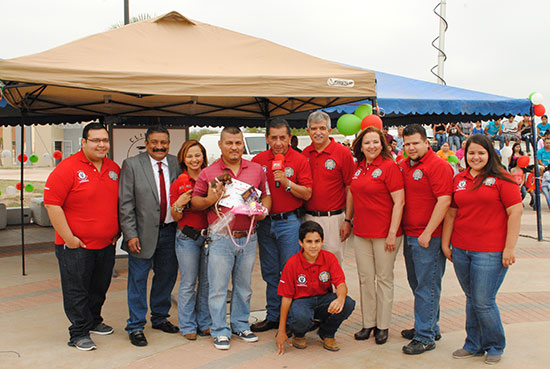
119, 126, 182, 347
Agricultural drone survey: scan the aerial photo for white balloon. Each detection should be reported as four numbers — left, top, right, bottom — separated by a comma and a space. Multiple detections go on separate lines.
6, 186, 16, 196
531, 93, 544, 105
1, 150, 12, 159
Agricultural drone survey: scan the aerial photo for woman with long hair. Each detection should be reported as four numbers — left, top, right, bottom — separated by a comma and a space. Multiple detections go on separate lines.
344, 126, 405, 345
442, 134, 522, 364
170, 140, 211, 340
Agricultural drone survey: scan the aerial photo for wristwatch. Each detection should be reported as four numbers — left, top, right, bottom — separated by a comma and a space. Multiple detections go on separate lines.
285, 181, 292, 192
173, 204, 184, 213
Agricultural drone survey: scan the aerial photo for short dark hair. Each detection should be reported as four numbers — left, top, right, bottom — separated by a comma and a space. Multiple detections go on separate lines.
543, 115, 548, 119
266, 118, 291, 136
145, 126, 169, 142
403, 124, 427, 140
220, 126, 242, 138
299, 220, 324, 242
82, 122, 107, 140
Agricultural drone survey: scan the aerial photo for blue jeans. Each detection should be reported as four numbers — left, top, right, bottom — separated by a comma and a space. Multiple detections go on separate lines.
289, 293, 355, 338
448, 135, 461, 152
435, 133, 447, 150
403, 235, 446, 344
541, 186, 550, 209
257, 214, 302, 322
175, 229, 211, 335
208, 231, 257, 338
452, 247, 508, 356
489, 134, 506, 149
126, 223, 178, 333
55, 244, 115, 340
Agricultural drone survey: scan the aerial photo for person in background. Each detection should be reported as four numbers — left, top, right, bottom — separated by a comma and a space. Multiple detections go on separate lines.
510, 158, 527, 200
442, 134, 522, 365
432, 123, 447, 150
436, 142, 455, 162
456, 140, 466, 161
537, 136, 550, 167
344, 127, 404, 345
170, 140, 211, 340
484, 119, 506, 149
291, 135, 302, 153
390, 139, 399, 155
501, 116, 520, 143
519, 115, 533, 154
395, 126, 405, 152
537, 115, 549, 139
472, 121, 485, 135
383, 126, 394, 146
447, 123, 462, 152
508, 143, 524, 171
541, 165, 550, 209
459, 121, 473, 143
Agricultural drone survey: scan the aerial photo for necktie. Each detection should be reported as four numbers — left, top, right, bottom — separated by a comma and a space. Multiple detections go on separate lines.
158, 162, 167, 224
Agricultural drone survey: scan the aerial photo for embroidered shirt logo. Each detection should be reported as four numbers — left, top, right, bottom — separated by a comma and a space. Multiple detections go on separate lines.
262, 165, 267, 173
457, 179, 467, 191
412, 169, 423, 181
372, 168, 383, 178
319, 271, 330, 283
77, 170, 89, 183
352, 168, 362, 179
285, 167, 294, 178
297, 274, 307, 286
483, 177, 496, 186
108, 171, 118, 181
325, 159, 336, 170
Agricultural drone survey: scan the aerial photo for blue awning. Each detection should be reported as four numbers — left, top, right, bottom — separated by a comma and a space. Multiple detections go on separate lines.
325, 71, 531, 117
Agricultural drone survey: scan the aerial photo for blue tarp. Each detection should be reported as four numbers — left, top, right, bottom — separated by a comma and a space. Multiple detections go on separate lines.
325, 71, 531, 117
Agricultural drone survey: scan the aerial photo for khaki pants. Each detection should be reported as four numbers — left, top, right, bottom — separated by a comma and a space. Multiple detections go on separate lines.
304, 212, 346, 264
354, 235, 403, 329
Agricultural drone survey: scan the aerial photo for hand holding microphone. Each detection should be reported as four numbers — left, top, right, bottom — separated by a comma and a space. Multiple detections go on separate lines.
272, 154, 285, 188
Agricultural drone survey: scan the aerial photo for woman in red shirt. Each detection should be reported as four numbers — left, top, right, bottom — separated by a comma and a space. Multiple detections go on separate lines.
345, 126, 404, 345
170, 140, 212, 340
442, 134, 522, 365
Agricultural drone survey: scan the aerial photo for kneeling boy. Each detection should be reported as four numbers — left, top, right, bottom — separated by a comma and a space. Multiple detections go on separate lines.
276, 221, 355, 354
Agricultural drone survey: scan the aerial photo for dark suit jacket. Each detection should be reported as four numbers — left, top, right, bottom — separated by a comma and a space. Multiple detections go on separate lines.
119, 152, 181, 259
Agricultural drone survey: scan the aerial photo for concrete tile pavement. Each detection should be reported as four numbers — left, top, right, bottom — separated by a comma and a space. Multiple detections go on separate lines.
0, 209, 549, 368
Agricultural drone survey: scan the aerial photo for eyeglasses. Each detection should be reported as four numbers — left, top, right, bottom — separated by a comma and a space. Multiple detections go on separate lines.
86, 138, 110, 144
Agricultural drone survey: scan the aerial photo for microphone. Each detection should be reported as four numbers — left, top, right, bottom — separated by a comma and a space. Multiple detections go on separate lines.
272, 154, 285, 188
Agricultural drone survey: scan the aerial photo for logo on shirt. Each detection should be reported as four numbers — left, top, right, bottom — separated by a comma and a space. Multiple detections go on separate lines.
285, 167, 294, 178
483, 177, 496, 186
297, 274, 307, 286
372, 168, 383, 178
261, 165, 267, 173
324, 159, 336, 170
77, 170, 89, 183
108, 171, 118, 181
319, 271, 331, 283
457, 179, 467, 191
412, 169, 423, 181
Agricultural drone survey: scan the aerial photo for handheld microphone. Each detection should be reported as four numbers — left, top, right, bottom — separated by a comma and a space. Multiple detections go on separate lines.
272, 154, 285, 188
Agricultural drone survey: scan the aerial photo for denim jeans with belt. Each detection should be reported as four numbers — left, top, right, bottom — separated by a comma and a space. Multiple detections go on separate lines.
175, 229, 211, 335
55, 244, 115, 341
207, 231, 257, 338
435, 133, 447, 150
257, 214, 302, 323
403, 235, 446, 344
452, 247, 508, 356
289, 293, 355, 338
126, 223, 178, 333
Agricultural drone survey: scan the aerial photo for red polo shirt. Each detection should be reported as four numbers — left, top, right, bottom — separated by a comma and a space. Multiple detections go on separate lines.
170, 172, 208, 230
351, 156, 404, 238
44, 150, 120, 249
193, 158, 269, 231
399, 147, 453, 237
252, 147, 312, 214
450, 170, 521, 252
302, 138, 355, 211
278, 249, 345, 300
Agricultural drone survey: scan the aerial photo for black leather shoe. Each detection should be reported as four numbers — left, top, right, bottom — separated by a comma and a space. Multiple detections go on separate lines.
129, 331, 148, 347
402, 339, 435, 355
354, 327, 375, 340
401, 328, 441, 341
250, 319, 279, 332
152, 321, 179, 334
375, 328, 388, 344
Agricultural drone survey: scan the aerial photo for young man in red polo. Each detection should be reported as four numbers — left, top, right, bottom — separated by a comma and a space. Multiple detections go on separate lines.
275, 221, 355, 354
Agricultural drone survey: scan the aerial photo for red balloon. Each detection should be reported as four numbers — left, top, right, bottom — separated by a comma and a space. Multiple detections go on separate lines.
361, 115, 383, 130
517, 156, 529, 168
534, 104, 546, 117
17, 154, 28, 162
53, 150, 63, 160
16, 182, 22, 190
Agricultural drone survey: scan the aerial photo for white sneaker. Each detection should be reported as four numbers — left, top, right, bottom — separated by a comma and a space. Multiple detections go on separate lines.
214, 336, 230, 350
233, 330, 258, 343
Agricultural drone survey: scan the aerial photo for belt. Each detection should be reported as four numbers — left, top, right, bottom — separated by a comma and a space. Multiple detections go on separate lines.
268, 209, 299, 221
305, 208, 345, 217
159, 222, 175, 229
182, 225, 208, 240
231, 228, 257, 239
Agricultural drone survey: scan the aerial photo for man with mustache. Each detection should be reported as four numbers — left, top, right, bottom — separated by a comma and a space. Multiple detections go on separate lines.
302, 111, 355, 264
119, 126, 182, 347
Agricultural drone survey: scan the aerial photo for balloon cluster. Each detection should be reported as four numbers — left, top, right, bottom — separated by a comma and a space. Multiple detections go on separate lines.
529, 92, 545, 117
336, 104, 383, 135
14, 182, 35, 192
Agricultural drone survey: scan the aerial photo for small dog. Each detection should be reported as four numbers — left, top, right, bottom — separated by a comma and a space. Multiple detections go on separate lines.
210, 173, 232, 188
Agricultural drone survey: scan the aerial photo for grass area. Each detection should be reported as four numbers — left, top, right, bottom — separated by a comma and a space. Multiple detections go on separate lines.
0, 180, 45, 207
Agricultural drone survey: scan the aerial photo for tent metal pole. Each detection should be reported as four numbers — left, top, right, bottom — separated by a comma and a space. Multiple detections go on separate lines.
20, 111, 26, 275
530, 105, 542, 241
124, 0, 129, 25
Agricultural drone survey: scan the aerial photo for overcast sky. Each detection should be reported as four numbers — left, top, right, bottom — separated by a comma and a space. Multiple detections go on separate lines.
2, 0, 549, 110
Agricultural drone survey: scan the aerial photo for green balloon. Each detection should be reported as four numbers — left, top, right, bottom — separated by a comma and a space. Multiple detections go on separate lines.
529, 92, 537, 100
403, 151, 408, 159
29, 154, 39, 163
448, 155, 459, 164
354, 104, 373, 120
337, 114, 361, 135
24, 184, 34, 192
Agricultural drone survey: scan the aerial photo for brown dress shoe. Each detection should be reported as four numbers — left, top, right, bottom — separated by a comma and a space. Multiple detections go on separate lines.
322, 337, 340, 352
292, 336, 307, 349
184, 333, 197, 341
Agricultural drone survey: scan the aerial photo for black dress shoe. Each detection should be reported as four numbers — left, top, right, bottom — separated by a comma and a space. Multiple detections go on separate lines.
152, 321, 179, 334
402, 339, 435, 355
354, 327, 375, 340
401, 328, 441, 341
129, 331, 148, 347
250, 319, 279, 332
375, 328, 388, 344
